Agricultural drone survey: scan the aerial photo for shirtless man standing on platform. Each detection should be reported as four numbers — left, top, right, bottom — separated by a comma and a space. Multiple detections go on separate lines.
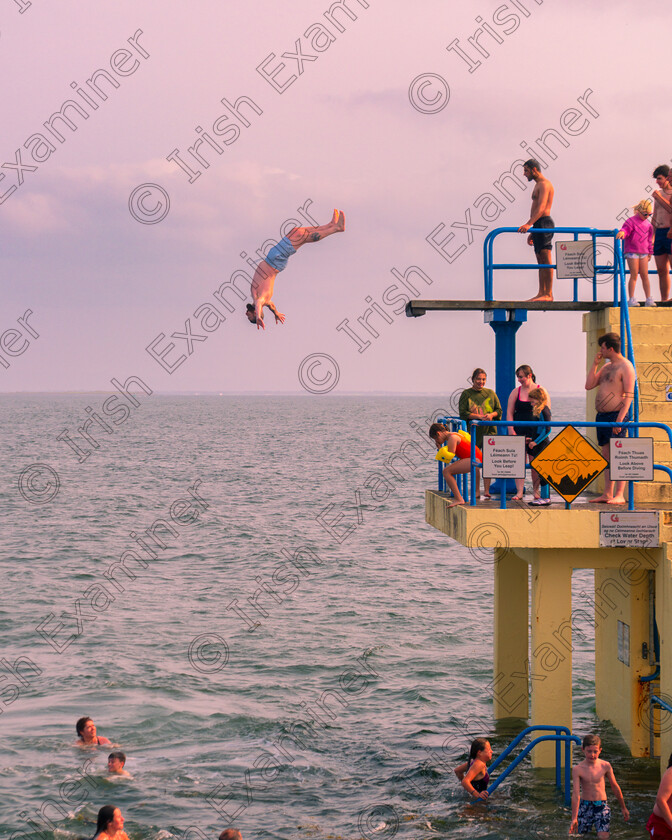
584, 332, 636, 505
518, 159, 555, 302
245, 209, 345, 330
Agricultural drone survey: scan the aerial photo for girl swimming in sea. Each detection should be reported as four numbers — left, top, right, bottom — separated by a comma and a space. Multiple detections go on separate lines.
92, 805, 130, 840
454, 738, 493, 800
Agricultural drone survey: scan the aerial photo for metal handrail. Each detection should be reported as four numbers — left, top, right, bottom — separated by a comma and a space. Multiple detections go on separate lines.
614, 238, 639, 424
483, 226, 621, 302
462, 419, 672, 510
651, 695, 672, 715
488, 724, 570, 780
487, 731, 581, 806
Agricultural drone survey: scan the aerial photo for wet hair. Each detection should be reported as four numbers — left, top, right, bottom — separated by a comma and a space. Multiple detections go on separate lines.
76, 716, 92, 737
598, 332, 621, 353
515, 364, 536, 382
471, 368, 487, 382
469, 738, 488, 760
108, 751, 126, 765
653, 164, 670, 179
428, 422, 449, 440
528, 387, 549, 417
668, 752, 672, 769
219, 831, 243, 840
523, 158, 541, 173
582, 734, 601, 748
93, 805, 117, 838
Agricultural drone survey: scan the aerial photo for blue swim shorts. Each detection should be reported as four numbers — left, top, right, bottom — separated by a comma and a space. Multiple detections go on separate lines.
577, 800, 610, 834
264, 236, 296, 272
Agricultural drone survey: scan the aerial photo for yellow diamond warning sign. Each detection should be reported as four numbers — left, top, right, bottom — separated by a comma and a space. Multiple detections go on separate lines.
530, 425, 608, 503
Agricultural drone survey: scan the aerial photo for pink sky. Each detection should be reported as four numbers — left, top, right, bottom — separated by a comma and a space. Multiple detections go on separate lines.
1, 0, 670, 395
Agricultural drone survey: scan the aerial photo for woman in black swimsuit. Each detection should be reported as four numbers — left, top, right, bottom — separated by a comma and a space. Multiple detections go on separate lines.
506, 364, 547, 501
76, 716, 112, 746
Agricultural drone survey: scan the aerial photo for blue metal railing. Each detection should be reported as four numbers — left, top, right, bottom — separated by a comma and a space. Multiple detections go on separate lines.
483, 226, 625, 303
431, 418, 672, 510
614, 238, 640, 425
482, 229, 640, 422
651, 695, 672, 715
485, 725, 581, 806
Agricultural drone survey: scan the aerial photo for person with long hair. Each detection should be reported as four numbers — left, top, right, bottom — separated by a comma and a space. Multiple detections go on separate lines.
93, 805, 130, 840
454, 738, 493, 800
506, 365, 547, 500
526, 386, 552, 505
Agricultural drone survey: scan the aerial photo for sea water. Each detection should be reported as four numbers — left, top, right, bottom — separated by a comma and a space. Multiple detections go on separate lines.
0, 395, 660, 839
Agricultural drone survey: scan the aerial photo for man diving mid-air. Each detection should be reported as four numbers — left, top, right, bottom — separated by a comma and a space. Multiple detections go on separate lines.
245, 209, 345, 330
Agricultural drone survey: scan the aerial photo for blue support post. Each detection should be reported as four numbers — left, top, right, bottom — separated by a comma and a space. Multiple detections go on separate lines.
487, 309, 526, 497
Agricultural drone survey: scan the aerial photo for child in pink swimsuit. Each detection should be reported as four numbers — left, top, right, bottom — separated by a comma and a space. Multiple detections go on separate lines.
617, 199, 654, 306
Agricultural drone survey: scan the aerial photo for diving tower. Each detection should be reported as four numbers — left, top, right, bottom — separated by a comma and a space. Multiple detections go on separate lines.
414, 227, 672, 771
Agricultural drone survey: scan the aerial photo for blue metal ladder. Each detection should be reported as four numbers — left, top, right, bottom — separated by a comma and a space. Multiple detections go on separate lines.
486, 725, 581, 806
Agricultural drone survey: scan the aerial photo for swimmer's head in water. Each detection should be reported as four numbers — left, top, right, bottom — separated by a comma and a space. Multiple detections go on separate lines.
96, 805, 122, 835
220, 831, 243, 840
469, 738, 492, 762
76, 716, 96, 740
245, 303, 258, 325
108, 751, 126, 772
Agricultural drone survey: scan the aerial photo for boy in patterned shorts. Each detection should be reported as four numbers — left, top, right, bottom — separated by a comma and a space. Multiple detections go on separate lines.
569, 734, 629, 837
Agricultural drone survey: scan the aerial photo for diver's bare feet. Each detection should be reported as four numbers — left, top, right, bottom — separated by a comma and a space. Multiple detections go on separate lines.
334, 209, 345, 231
607, 496, 626, 505
528, 294, 553, 302
447, 499, 465, 509
589, 495, 611, 503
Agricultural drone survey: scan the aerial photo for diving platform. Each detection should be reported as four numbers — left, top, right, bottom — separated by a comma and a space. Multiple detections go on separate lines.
405, 299, 611, 316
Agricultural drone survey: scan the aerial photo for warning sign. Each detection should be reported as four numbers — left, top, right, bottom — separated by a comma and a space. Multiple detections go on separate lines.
482, 435, 526, 479
531, 425, 608, 503
599, 512, 659, 548
609, 437, 654, 481
555, 240, 594, 279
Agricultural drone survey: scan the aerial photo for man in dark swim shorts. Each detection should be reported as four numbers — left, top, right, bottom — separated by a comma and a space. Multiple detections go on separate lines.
531, 215, 555, 254
518, 159, 555, 302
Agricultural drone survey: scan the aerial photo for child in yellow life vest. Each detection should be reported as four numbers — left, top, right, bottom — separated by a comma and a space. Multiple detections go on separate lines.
429, 423, 483, 508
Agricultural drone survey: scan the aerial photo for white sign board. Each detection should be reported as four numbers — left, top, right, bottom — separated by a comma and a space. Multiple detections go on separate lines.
599, 512, 659, 547
555, 240, 593, 279
482, 435, 526, 479
609, 437, 654, 481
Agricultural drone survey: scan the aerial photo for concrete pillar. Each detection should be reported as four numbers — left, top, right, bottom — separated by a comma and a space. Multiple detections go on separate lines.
594, 561, 651, 756
493, 548, 529, 719
530, 550, 573, 766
